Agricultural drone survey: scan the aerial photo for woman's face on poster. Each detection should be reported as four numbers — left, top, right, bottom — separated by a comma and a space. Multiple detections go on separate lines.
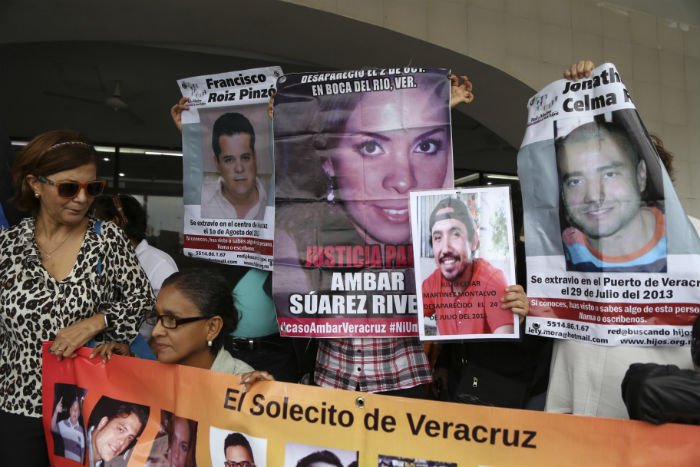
325, 85, 450, 244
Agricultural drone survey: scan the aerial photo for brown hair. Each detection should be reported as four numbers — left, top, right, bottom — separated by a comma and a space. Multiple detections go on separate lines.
649, 134, 674, 181
11, 130, 98, 213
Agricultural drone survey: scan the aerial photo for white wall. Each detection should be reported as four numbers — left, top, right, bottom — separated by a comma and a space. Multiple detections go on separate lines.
282, 0, 700, 216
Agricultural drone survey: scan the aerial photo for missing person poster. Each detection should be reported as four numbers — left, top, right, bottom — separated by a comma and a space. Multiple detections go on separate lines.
272, 68, 454, 337
178, 66, 282, 270
518, 63, 700, 346
42, 345, 699, 467
410, 188, 518, 340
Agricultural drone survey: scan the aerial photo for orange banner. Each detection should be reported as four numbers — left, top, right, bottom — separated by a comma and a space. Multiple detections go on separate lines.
42, 344, 699, 467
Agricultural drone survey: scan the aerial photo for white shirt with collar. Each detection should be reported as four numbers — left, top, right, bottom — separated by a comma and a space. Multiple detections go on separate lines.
201, 176, 267, 220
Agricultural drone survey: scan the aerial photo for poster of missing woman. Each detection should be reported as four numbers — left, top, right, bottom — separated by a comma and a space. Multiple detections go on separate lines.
518, 63, 700, 346
178, 66, 282, 270
272, 68, 454, 337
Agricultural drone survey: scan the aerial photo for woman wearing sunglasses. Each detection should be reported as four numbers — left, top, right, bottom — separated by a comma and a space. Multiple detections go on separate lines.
0, 130, 155, 465
93, 269, 274, 388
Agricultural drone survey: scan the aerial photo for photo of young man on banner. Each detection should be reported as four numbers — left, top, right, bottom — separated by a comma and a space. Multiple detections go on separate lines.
272, 68, 454, 338
411, 187, 519, 340
177, 66, 281, 270
554, 111, 666, 273
517, 62, 700, 346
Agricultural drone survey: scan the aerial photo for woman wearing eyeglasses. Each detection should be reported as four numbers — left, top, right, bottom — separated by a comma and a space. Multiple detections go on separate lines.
0, 130, 154, 465
93, 269, 274, 386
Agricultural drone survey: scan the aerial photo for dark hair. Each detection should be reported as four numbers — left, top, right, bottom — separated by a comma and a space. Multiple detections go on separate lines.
89, 399, 150, 455
12, 129, 98, 213
160, 269, 238, 353
223, 432, 253, 460
649, 134, 674, 181
296, 450, 344, 467
555, 121, 639, 167
91, 194, 147, 242
428, 197, 477, 245
212, 112, 255, 160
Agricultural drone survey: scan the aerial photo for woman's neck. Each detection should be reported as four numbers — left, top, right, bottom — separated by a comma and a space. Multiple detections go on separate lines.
34, 211, 87, 238
180, 349, 217, 370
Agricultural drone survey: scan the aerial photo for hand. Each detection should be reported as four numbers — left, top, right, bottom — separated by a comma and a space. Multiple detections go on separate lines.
564, 60, 595, 81
240, 370, 274, 393
90, 342, 132, 363
449, 74, 474, 108
431, 367, 449, 400
267, 90, 276, 120
55, 396, 64, 415
170, 96, 190, 132
51, 315, 105, 361
500, 284, 529, 323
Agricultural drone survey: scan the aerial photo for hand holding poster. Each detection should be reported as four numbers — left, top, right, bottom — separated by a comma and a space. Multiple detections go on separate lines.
178, 66, 282, 270
518, 63, 700, 345
42, 345, 699, 467
272, 68, 454, 337
411, 187, 519, 340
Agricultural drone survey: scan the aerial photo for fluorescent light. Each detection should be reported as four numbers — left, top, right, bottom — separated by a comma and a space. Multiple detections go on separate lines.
11, 141, 28, 147
485, 174, 519, 181
102, 157, 110, 162
145, 150, 182, 157
454, 173, 480, 185
119, 172, 126, 177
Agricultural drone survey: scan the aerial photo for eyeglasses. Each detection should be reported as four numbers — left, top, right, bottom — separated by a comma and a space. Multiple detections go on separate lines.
37, 175, 106, 198
224, 462, 255, 467
144, 311, 209, 330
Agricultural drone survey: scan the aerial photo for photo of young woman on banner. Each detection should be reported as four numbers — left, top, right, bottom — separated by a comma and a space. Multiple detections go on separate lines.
273, 68, 454, 338
518, 62, 700, 346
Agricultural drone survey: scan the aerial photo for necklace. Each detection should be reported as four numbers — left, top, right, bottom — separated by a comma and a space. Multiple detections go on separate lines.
36, 223, 81, 260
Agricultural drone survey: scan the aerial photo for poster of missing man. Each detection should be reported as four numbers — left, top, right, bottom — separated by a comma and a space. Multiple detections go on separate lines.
178, 66, 281, 270
518, 63, 700, 346
272, 68, 454, 337
410, 187, 518, 341
42, 345, 699, 467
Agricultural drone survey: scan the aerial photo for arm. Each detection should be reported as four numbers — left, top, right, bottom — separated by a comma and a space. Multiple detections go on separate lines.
240, 370, 275, 393
449, 74, 474, 108
90, 342, 133, 362
94, 222, 155, 346
50, 397, 63, 434
492, 284, 529, 334
170, 96, 190, 132
563, 60, 595, 81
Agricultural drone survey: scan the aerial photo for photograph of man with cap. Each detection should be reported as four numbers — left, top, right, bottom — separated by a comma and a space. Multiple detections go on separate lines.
422, 197, 514, 336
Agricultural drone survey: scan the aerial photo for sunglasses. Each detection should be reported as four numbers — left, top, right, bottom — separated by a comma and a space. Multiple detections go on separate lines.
37, 175, 106, 198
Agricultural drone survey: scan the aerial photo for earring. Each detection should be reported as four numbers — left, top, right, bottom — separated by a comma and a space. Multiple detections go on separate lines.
207, 340, 212, 347
326, 176, 336, 204
34, 192, 40, 199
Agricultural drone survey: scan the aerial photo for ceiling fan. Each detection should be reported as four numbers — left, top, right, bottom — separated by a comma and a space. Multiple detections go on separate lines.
44, 79, 144, 123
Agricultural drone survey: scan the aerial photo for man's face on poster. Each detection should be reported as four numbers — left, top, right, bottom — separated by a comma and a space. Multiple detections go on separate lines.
558, 132, 646, 239
69, 399, 80, 425
431, 208, 474, 281
93, 413, 143, 462
224, 444, 254, 467
214, 133, 257, 201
